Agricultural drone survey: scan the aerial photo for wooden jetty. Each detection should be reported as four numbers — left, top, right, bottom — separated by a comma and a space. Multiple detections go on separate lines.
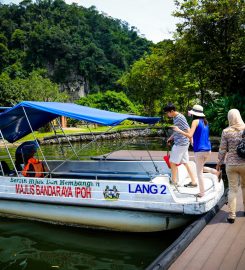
95, 150, 218, 163
169, 189, 245, 270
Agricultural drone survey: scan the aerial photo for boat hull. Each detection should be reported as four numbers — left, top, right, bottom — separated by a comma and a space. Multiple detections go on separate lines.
0, 199, 192, 232
0, 160, 224, 232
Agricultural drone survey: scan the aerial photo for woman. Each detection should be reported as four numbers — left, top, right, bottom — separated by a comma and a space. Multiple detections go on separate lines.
173, 104, 220, 197
216, 109, 245, 223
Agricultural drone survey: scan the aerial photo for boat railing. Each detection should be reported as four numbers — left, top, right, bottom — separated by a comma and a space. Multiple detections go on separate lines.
50, 169, 153, 181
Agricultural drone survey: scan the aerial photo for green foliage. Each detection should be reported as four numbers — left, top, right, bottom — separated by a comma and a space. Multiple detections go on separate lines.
68, 90, 141, 127
205, 94, 245, 135
20, 69, 68, 102
118, 40, 173, 115
118, 0, 245, 120
76, 90, 140, 114
0, 72, 21, 106
174, 0, 245, 97
0, 0, 151, 93
0, 69, 67, 106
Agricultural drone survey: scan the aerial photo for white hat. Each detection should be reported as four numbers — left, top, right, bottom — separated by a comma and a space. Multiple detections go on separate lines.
188, 105, 205, 117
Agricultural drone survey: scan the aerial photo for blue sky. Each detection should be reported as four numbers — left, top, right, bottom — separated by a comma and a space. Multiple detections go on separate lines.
1, 0, 179, 43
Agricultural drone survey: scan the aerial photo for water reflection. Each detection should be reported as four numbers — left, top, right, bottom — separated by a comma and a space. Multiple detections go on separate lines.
0, 137, 165, 163
40, 137, 165, 160
0, 218, 183, 270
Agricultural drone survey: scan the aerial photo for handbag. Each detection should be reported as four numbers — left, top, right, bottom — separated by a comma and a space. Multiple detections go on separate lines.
163, 152, 171, 168
236, 129, 245, 158
163, 149, 181, 169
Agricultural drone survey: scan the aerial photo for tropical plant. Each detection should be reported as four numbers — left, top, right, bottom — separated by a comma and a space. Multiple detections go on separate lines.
76, 90, 140, 114
205, 94, 245, 135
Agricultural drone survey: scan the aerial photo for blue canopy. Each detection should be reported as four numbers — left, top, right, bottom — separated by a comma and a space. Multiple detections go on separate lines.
0, 101, 160, 143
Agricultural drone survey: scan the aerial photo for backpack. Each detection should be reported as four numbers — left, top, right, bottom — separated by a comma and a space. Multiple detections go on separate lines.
236, 130, 245, 158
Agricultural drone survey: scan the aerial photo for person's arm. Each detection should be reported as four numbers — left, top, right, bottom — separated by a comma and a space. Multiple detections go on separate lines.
216, 130, 228, 170
187, 127, 194, 145
172, 120, 199, 139
167, 134, 174, 144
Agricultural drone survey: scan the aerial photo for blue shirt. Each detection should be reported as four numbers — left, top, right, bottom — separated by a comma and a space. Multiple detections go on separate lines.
193, 119, 211, 152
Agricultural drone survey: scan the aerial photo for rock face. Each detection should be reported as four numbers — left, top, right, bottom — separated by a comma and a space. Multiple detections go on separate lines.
59, 75, 89, 101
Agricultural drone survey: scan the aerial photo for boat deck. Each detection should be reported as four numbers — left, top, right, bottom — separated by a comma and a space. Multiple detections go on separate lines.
169, 189, 245, 270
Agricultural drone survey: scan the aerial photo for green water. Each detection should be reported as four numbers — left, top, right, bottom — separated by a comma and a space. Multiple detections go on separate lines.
0, 137, 184, 270
0, 218, 183, 270
1, 137, 166, 162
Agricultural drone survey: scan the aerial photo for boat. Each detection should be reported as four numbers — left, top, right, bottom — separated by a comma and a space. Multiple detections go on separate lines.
0, 101, 224, 232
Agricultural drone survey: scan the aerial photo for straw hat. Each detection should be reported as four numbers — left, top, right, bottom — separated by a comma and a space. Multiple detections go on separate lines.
188, 105, 205, 117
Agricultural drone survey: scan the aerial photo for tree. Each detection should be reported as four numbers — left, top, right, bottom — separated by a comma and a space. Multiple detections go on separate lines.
0, 72, 22, 106
20, 70, 68, 101
118, 42, 173, 115
76, 90, 140, 114
0, 33, 9, 72
0, 69, 67, 106
0, 0, 152, 94
173, 0, 245, 97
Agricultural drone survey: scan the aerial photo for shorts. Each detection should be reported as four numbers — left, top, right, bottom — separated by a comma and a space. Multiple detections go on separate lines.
169, 144, 189, 164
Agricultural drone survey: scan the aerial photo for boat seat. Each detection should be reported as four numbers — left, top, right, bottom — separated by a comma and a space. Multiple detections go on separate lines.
0, 161, 13, 176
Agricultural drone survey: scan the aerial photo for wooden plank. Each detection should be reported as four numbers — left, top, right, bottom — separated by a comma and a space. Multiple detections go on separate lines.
169, 189, 245, 270
96, 150, 218, 163
236, 250, 245, 270
218, 217, 245, 270
201, 217, 244, 270
168, 211, 227, 270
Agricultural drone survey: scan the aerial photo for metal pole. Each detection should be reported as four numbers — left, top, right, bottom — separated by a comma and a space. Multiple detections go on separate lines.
51, 125, 115, 173
50, 121, 65, 157
22, 107, 51, 173
0, 130, 19, 176
56, 117, 79, 159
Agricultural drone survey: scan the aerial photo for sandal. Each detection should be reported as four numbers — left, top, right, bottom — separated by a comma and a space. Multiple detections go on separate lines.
184, 182, 198, 188
227, 218, 235, 224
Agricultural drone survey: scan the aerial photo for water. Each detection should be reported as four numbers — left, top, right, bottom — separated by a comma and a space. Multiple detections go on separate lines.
0, 218, 183, 270
0, 137, 184, 270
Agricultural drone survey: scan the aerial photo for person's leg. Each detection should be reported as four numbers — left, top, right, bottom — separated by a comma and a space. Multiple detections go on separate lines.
183, 163, 197, 186
181, 146, 197, 186
170, 162, 178, 184
169, 144, 183, 184
238, 165, 245, 214
194, 152, 207, 195
203, 166, 220, 175
226, 165, 239, 220
202, 151, 221, 179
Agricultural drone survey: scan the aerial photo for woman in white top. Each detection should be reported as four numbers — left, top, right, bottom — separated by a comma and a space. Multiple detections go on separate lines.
216, 109, 245, 223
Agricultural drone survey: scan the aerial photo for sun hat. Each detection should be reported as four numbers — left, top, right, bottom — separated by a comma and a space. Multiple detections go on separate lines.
188, 105, 205, 117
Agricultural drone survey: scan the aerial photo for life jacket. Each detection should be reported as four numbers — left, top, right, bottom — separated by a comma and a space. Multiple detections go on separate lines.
22, 157, 44, 178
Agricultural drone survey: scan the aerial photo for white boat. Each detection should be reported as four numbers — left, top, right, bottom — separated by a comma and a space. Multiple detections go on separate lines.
0, 101, 224, 232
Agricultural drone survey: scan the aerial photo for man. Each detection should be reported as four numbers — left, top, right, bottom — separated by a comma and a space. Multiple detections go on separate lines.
15, 140, 40, 172
164, 103, 196, 186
